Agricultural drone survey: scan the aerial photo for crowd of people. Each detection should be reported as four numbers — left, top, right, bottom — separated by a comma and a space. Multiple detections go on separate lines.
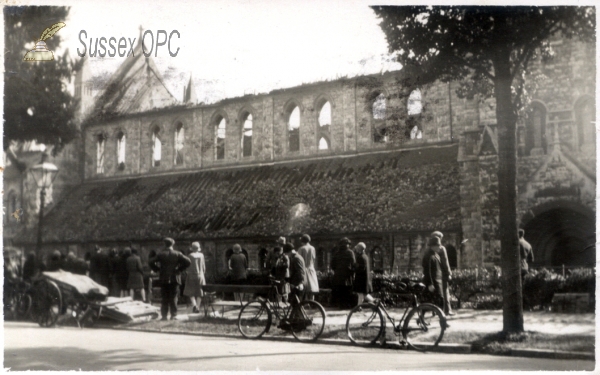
5, 228, 498, 321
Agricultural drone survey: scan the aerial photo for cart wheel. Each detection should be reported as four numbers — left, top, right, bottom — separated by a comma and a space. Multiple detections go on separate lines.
31, 280, 62, 328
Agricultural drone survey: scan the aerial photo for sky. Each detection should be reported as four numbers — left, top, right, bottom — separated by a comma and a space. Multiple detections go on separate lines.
56, 0, 402, 104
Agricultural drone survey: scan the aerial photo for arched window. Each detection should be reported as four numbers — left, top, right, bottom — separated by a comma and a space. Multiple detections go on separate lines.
407, 89, 422, 115
151, 126, 161, 167
576, 98, 595, 149
372, 93, 388, 143
117, 131, 126, 170
410, 125, 422, 139
174, 122, 184, 165
241, 113, 252, 157
288, 106, 300, 152
408, 89, 423, 140
372, 93, 386, 120
96, 133, 105, 174
371, 246, 384, 272
525, 103, 547, 155
318, 137, 329, 150
318, 101, 331, 150
215, 117, 226, 160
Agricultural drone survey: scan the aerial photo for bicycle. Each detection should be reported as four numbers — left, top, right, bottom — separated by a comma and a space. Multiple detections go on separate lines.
346, 279, 448, 351
238, 278, 327, 342
4, 279, 34, 321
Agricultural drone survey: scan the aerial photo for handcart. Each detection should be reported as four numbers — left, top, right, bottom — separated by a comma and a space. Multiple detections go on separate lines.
30, 270, 159, 328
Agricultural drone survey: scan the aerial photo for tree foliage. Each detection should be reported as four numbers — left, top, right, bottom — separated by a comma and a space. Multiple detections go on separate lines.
4, 6, 80, 153
372, 6, 595, 333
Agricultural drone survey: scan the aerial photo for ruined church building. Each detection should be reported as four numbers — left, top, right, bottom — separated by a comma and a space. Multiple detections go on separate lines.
14, 35, 596, 278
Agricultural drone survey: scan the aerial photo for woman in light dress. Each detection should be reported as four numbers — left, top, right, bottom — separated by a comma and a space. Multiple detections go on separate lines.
184, 242, 206, 313
297, 234, 319, 300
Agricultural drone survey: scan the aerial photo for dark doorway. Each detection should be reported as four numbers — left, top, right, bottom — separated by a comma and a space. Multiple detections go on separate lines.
523, 208, 595, 268
446, 245, 458, 269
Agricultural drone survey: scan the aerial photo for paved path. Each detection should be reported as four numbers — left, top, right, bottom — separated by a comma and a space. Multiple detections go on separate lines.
4, 322, 594, 371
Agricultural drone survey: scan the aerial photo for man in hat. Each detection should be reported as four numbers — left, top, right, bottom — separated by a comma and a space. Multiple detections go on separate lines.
330, 237, 356, 309
422, 236, 445, 312
150, 237, 191, 320
431, 231, 454, 315
298, 234, 319, 301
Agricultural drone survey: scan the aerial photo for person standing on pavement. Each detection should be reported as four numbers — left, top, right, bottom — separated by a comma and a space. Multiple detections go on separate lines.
127, 248, 146, 302
353, 242, 372, 306
519, 229, 534, 279
115, 248, 131, 297
229, 244, 248, 302
272, 245, 290, 302
297, 234, 319, 301
284, 243, 307, 303
90, 245, 111, 288
422, 237, 445, 312
150, 238, 191, 320
184, 242, 206, 314
431, 231, 454, 315
330, 237, 356, 309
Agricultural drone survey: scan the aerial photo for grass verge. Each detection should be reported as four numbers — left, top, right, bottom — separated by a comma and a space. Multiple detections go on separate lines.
123, 317, 594, 355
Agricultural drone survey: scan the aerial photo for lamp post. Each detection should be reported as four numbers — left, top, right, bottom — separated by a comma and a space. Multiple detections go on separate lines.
30, 152, 59, 252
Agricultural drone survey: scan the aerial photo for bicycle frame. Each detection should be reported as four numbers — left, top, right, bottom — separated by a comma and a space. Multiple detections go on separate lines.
375, 292, 419, 332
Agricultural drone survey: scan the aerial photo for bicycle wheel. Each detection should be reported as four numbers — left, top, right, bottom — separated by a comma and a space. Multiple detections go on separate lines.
290, 300, 326, 342
31, 280, 62, 328
238, 301, 271, 339
346, 303, 385, 346
16, 292, 33, 320
402, 303, 446, 351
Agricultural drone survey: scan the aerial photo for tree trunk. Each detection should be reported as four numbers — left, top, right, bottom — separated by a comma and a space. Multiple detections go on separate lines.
492, 47, 524, 333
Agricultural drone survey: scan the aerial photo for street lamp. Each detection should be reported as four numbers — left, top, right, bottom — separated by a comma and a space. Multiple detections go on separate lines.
30, 152, 59, 252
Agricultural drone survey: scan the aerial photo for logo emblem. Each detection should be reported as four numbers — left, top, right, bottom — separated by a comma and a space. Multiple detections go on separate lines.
23, 22, 66, 62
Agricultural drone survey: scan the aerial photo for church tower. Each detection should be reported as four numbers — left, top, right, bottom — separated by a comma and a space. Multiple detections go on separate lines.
74, 56, 93, 122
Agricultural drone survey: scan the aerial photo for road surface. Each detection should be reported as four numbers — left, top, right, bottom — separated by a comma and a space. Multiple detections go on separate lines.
3, 322, 595, 371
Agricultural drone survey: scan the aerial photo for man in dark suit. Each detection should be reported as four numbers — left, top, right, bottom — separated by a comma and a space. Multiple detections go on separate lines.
330, 237, 356, 309
150, 238, 191, 320
284, 243, 307, 302
422, 236, 445, 312
519, 229, 534, 278
89, 245, 111, 288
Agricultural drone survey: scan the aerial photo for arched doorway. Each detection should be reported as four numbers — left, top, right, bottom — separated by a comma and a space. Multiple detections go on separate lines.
523, 207, 595, 268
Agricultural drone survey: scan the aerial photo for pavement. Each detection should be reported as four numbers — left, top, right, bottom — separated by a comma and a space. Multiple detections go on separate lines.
4, 321, 595, 371
131, 303, 595, 360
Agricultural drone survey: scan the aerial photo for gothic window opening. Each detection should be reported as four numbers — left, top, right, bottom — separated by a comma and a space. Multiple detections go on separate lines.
96, 133, 105, 174
117, 131, 126, 170
241, 113, 253, 157
408, 89, 423, 139
152, 126, 161, 167
288, 106, 300, 152
215, 117, 226, 160
372, 93, 388, 143
525, 103, 547, 155
318, 137, 329, 150
576, 98, 595, 149
318, 101, 331, 150
373, 93, 386, 120
371, 246, 384, 272
174, 122, 184, 165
